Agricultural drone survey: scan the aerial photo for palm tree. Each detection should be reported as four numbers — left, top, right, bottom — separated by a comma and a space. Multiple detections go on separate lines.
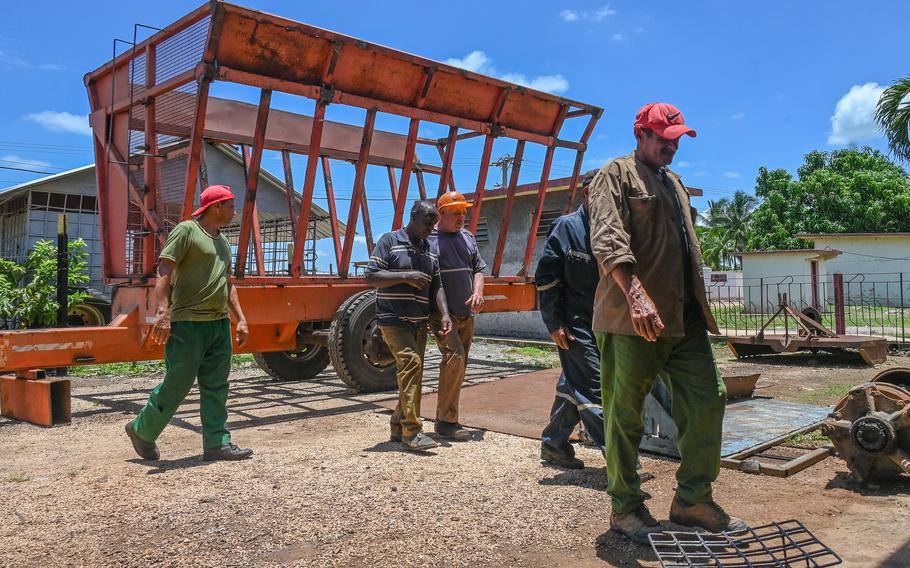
875, 76, 910, 163
696, 191, 758, 270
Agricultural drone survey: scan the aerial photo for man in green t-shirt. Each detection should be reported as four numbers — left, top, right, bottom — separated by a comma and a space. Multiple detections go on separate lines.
125, 185, 253, 462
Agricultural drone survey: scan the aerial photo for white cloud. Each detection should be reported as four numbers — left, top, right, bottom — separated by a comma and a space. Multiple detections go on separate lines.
444, 51, 493, 74
559, 5, 616, 22
731, 112, 746, 120
0, 49, 65, 71
611, 33, 626, 42
353, 235, 368, 244
828, 83, 885, 145
25, 111, 91, 136
0, 155, 52, 169
676, 160, 692, 168
446, 51, 569, 94
694, 170, 709, 177
722, 171, 741, 179
500, 72, 569, 94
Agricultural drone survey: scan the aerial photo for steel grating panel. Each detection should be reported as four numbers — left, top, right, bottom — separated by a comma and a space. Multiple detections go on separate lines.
649, 520, 842, 567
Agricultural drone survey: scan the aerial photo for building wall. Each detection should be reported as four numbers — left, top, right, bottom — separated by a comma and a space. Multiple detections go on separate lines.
811, 235, 910, 306
703, 268, 743, 302
472, 190, 579, 339
740, 253, 827, 312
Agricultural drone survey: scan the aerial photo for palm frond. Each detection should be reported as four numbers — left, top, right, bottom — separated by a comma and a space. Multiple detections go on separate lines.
875, 76, 910, 163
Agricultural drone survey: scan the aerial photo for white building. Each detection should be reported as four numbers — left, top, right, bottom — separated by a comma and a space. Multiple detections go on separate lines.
735, 249, 841, 313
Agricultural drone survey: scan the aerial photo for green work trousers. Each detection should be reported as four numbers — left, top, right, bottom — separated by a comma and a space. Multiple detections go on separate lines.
380, 323, 428, 439
596, 309, 726, 515
132, 319, 233, 450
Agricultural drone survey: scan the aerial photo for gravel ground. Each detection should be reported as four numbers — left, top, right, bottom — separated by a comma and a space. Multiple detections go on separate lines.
1, 341, 909, 567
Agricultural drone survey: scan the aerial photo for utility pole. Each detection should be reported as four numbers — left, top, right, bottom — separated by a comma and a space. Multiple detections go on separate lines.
490, 154, 513, 188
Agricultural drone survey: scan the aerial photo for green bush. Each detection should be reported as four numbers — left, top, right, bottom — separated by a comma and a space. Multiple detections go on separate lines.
0, 239, 90, 328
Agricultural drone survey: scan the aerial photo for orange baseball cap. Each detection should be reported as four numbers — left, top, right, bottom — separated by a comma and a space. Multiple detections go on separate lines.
633, 102, 697, 140
436, 191, 473, 210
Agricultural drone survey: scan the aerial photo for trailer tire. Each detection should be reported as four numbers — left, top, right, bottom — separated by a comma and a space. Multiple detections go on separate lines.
253, 345, 330, 382
328, 290, 398, 392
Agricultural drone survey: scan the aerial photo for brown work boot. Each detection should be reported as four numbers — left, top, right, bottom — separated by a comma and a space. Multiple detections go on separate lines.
203, 443, 253, 462
610, 504, 663, 544
125, 421, 159, 461
434, 421, 473, 441
669, 496, 748, 534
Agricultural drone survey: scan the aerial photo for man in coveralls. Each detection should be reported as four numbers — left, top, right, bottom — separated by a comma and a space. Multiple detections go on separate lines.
536, 172, 605, 469
589, 102, 747, 543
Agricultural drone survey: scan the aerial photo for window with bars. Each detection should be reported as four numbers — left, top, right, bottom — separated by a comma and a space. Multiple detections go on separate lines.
535, 209, 562, 237
464, 215, 488, 243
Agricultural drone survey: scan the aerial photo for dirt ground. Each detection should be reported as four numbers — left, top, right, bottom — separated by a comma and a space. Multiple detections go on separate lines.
1, 341, 909, 567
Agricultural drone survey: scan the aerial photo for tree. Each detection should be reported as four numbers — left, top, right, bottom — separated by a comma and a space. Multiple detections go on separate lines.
746, 148, 910, 251
696, 191, 758, 270
0, 239, 90, 328
875, 76, 910, 163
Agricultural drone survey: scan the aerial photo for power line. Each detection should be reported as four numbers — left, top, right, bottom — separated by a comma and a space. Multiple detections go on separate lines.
0, 165, 57, 175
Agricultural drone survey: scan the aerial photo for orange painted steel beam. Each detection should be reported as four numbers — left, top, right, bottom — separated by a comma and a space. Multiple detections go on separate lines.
469, 134, 495, 236
491, 139, 526, 277
0, 372, 71, 427
393, 119, 420, 230
339, 109, 377, 278
320, 157, 343, 269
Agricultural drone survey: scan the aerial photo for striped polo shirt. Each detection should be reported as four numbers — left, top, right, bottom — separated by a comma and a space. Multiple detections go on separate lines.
366, 228, 442, 326
428, 228, 487, 318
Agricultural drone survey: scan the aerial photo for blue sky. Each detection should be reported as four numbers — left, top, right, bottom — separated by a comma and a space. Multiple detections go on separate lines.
1, 1, 907, 268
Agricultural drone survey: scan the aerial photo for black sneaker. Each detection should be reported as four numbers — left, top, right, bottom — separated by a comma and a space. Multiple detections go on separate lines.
203, 443, 253, 462
434, 421, 473, 441
125, 421, 159, 461
540, 443, 584, 469
401, 432, 440, 452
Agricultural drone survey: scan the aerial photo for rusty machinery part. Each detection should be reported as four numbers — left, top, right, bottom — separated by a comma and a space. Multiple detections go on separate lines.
253, 345, 330, 382
328, 290, 397, 392
821, 381, 910, 482
799, 306, 822, 337
872, 367, 910, 391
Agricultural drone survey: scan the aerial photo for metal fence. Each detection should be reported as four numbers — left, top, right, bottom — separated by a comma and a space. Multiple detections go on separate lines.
709, 273, 910, 343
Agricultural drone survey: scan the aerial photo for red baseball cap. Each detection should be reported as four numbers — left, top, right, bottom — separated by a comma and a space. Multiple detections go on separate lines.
633, 102, 697, 140
192, 185, 235, 217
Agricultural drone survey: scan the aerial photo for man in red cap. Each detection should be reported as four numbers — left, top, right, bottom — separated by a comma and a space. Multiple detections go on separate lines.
588, 103, 746, 542
125, 184, 253, 462
427, 191, 487, 442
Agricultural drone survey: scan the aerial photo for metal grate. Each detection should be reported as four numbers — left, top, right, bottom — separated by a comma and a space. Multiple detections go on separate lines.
649, 520, 842, 568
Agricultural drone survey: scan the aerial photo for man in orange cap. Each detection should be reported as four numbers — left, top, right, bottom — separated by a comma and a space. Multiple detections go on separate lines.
588, 103, 746, 542
427, 191, 487, 441
125, 184, 253, 462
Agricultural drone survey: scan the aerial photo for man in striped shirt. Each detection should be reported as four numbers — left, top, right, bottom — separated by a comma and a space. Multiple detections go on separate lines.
366, 201, 453, 451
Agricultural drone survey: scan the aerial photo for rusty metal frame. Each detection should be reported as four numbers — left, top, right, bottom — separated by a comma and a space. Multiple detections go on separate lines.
0, 1, 602, 373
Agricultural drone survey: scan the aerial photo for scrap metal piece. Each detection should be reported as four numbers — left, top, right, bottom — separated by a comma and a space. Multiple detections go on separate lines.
649, 519, 842, 568
822, 377, 910, 482
0, 370, 71, 427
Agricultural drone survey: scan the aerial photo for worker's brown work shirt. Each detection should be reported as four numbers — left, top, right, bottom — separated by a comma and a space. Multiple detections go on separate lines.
588, 151, 719, 337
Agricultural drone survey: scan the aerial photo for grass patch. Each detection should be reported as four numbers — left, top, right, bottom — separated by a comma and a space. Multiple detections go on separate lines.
789, 383, 854, 406
5, 473, 30, 483
503, 346, 560, 369
783, 429, 830, 449
68, 353, 256, 378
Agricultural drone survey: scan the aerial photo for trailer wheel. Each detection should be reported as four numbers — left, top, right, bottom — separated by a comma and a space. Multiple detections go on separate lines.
253, 345, 330, 382
328, 290, 397, 392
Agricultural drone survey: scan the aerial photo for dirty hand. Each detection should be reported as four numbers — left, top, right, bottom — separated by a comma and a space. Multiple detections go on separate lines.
235, 318, 249, 347
439, 313, 453, 335
626, 278, 664, 342
150, 310, 171, 346
402, 271, 432, 289
465, 292, 485, 312
550, 327, 576, 350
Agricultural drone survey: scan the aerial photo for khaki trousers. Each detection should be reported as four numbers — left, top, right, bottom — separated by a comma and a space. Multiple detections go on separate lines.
430, 314, 475, 424
380, 323, 428, 438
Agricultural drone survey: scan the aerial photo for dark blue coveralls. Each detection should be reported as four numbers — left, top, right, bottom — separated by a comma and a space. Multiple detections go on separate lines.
535, 206, 606, 457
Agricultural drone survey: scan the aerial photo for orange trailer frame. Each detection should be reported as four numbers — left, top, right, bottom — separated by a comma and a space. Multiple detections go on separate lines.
0, 1, 601, 380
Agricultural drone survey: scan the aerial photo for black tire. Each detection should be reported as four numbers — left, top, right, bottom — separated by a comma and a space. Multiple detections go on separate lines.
328, 290, 398, 392
253, 345, 330, 382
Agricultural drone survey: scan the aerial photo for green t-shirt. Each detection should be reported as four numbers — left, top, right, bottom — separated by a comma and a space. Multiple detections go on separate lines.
159, 220, 231, 322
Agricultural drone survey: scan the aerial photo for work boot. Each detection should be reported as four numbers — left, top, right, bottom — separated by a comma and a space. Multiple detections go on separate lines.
610, 504, 664, 545
390, 430, 403, 443
402, 432, 440, 452
434, 420, 473, 441
203, 443, 254, 462
540, 443, 584, 469
669, 496, 748, 534
125, 421, 160, 460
